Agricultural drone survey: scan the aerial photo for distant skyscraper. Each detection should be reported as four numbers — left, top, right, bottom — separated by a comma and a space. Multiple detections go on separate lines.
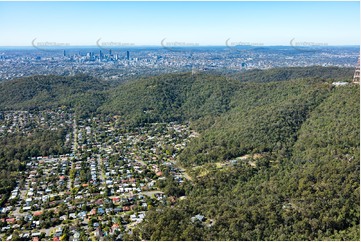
63, 50, 66, 57
126, 51, 130, 60
100, 50, 103, 59
109, 49, 112, 56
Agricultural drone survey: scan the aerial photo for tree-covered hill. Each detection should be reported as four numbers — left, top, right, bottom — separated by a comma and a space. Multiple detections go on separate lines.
231, 66, 354, 83
0, 74, 109, 113
99, 66, 353, 125
128, 84, 359, 241
99, 73, 243, 124
0, 66, 353, 118
179, 78, 332, 167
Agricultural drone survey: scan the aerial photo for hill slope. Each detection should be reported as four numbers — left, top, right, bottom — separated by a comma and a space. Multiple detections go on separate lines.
128, 84, 359, 241
100, 66, 353, 125
0, 74, 108, 115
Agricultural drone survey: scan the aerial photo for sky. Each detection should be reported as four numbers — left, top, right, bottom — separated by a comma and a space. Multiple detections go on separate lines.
0, 1, 359, 46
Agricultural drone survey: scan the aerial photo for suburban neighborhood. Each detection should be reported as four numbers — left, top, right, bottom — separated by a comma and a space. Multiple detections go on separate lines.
0, 110, 195, 241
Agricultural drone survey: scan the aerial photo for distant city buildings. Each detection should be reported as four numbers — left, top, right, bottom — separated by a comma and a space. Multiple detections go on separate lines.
0, 46, 359, 81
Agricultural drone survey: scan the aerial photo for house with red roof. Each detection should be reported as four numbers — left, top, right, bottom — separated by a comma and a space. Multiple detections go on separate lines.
33, 211, 43, 216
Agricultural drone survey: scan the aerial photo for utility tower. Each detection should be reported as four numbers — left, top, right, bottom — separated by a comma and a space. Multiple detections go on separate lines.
352, 56, 360, 84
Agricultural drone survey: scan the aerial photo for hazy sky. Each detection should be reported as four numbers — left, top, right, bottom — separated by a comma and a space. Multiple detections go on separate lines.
0, 1, 359, 46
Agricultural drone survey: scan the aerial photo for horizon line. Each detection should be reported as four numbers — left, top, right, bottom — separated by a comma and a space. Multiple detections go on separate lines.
0, 45, 359, 48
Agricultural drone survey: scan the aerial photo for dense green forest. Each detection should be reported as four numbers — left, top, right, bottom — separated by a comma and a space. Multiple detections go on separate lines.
229, 66, 354, 83
0, 66, 353, 119
0, 66, 358, 240
0, 74, 108, 117
99, 67, 353, 124
179, 79, 331, 166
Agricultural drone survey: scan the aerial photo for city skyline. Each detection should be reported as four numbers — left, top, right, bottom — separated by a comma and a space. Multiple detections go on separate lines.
0, 1, 359, 46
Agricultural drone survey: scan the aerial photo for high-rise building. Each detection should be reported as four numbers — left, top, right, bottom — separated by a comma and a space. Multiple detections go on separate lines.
63, 50, 66, 57
109, 49, 112, 56
100, 50, 103, 59
126, 51, 130, 60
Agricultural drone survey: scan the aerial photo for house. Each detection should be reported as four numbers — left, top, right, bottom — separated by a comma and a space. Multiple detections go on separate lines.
94, 228, 102, 238
97, 207, 105, 215
88, 208, 96, 216
191, 214, 205, 223
77, 211, 87, 219
26, 198, 33, 206
111, 223, 120, 233
138, 213, 145, 220
95, 199, 103, 205
33, 211, 43, 217
6, 218, 16, 224
1, 226, 11, 232
105, 208, 113, 214
21, 233, 30, 239
25, 214, 33, 221
73, 231, 80, 241
32, 232, 41, 237
114, 207, 123, 213
332, 81, 349, 86
130, 214, 137, 221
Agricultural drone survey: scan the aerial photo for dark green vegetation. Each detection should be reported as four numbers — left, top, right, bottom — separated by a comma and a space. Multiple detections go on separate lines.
230, 66, 354, 83
0, 74, 108, 117
0, 66, 358, 240
0, 66, 353, 119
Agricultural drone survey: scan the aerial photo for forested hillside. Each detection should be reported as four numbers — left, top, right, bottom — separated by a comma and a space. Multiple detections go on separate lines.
0, 74, 108, 116
0, 66, 353, 120
230, 66, 354, 83
127, 84, 359, 241
179, 79, 331, 166
100, 66, 353, 125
